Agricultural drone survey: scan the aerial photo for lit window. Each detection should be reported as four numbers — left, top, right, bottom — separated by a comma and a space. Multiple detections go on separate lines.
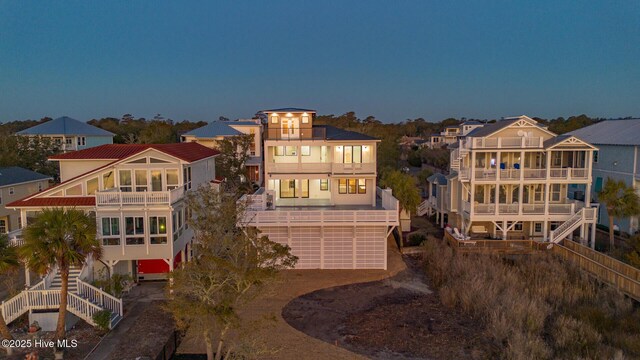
285, 146, 297, 156
149, 216, 168, 244
302, 113, 309, 123
301, 146, 310, 156
274, 146, 284, 156
348, 179, 357, 194
271, 114, 279, 123
338, 179, 347, 194
320, 179, 329, 191
358, 179, 366, 194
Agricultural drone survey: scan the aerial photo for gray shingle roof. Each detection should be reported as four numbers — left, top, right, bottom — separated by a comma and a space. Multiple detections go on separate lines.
0, 167, 51, 187
183, 121, 257, 138
567, 119, 640, 146
321, 125, 378, 141
466, 118, 520, 137
427, 173, 448, 185
461, 120, 483, 125
17, 116, 114, 136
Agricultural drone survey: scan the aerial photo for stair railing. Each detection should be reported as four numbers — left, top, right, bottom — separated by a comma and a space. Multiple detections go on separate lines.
76, 278, 123, 318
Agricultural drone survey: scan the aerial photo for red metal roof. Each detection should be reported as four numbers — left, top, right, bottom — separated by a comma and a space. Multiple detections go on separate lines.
6, 197, 96, 208
49, 143, 219, 162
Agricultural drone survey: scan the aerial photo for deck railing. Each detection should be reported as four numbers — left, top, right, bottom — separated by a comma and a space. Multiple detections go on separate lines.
443, 231, 545, 254
553, 241, 640, 301
96, 187, 184, 206
468, 136, 543, 149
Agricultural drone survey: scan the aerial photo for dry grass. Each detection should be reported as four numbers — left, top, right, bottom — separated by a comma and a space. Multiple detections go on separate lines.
422, 236, 640, 359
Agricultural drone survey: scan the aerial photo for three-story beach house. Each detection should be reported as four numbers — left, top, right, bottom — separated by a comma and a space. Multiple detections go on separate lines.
239, 108, 399, 269
431, 115, 599, 246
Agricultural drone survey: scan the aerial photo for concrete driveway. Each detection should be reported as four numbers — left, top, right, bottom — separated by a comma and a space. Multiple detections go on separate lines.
177, 237, 406, 359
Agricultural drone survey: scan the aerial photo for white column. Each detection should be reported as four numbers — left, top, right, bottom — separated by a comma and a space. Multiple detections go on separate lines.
543, 221, 548, 242
502, 220, 507, 240
590, 223, 596, 249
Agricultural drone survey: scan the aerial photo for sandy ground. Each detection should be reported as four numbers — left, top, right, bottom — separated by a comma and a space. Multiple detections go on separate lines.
177, 237, 407, 359
283, 255, 490, 360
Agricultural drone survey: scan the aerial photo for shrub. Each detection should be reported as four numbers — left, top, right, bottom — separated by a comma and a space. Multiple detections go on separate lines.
421, 237, 640, 359
92, 310, 112, 333
407, 233, 426, 246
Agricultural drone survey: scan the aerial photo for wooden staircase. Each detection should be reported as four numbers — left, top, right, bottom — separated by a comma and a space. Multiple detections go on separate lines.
0, 264, 123, 329
549, 207, 597, 243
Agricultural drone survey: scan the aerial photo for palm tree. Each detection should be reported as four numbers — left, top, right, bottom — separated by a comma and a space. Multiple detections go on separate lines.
19, 208, 101, 341
598, 178, 640, 250
0, 233, 20, 341
381, 170, 421, 236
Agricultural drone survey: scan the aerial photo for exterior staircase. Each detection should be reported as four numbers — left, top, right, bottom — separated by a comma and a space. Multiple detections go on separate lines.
0, 263, 123, 330
417, 199, 430, 216
549, 207, 597, 243
450, 143, 470, 179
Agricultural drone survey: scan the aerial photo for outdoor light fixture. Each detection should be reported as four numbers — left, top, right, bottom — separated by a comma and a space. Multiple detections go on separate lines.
286, 112, 293, 117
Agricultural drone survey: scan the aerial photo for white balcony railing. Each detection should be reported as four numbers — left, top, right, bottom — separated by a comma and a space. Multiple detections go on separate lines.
96, 187, 185, 206
8, 229, 23, 246
523, 169, 546, 179
499, 169, 521, 180
468, 136, 543, 149
464, 201, 576, 216
474, 169, 497, 180
332, 162, 376, 174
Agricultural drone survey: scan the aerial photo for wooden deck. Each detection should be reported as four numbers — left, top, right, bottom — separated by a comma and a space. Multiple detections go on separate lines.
443, 231, 546, 255
442, 231, 640, 301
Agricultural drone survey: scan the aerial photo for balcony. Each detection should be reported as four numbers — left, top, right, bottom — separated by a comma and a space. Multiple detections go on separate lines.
466, 136, 543, 149
266, 162, 376, 175
265, 127, 326, 141
459, 167, 589, 182
268, 162, 332, 173
238, 187, 399, 226
95, 187, 185, 207
8, 229, 23, 246
463, 201, 581, 216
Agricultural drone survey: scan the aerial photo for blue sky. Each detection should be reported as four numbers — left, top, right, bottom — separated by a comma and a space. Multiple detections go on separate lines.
1, 1, 638, 123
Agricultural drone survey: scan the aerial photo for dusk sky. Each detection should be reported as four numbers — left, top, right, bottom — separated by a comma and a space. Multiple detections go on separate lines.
1, 1, 639, 123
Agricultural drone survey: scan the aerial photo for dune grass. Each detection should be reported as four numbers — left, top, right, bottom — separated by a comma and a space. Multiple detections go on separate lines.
422, 236, 640, 359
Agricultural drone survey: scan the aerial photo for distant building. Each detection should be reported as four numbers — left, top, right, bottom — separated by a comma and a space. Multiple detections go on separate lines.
17, 116, 114, 152
0, 167, 51, 234
181, 119, 263, 184
459, 120, 485, 137
426, 121, 486, 149
568, 119, 640, 234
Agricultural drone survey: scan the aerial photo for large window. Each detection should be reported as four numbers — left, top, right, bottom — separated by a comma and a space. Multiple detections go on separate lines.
86, 177, 99, 195
119, 170, 132, 192
338, 179, 366, 194
285, 146, 297, 156
101, 217, 120, 246
125, 217, 144, 245
301, 179, 309, 198
149, 216, 167, 244
301, 146, 310, 156
280, 180, 296, 198
135, 170, 148, 192
343, 146, 362, 163
103, 171, 115, 190
274, 146, 284, 156
150, 170, 163, 191
166, 169, 179, 190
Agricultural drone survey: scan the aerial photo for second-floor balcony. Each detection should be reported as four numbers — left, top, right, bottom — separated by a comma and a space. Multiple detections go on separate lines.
466, 136, 544, 149
267, 162, 376, 174
462, 167, 589, 182
95, 187, 185, 207
265, 127, 326, 141
464, 199, 587, 216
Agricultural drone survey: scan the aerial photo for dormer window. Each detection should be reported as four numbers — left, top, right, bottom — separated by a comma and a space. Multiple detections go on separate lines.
271, 114, 279, 124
